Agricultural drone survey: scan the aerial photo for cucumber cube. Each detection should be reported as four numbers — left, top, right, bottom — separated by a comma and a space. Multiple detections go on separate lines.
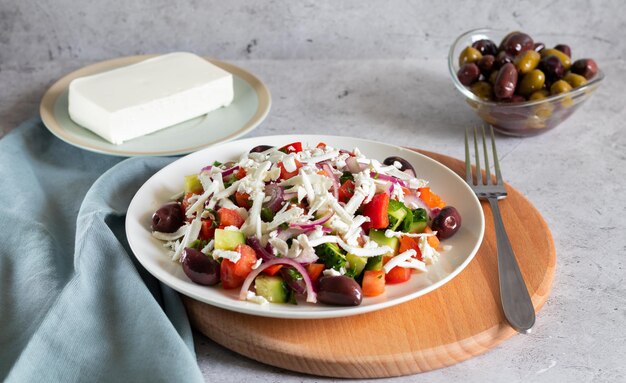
214, 229, 245, 251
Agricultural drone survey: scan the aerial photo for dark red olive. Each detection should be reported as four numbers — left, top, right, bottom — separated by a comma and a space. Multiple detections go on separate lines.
554, 44, 571, 58
500, 32, 534, 56
504, 95, 527, 103
151, 202, 185, 233
431, 206, 462, 239
317, 276, 363, 306
572, 58, 598, 80
494, 63, 518, 100
495, 51, 514, 69
540, 55, 565, 81
383, 156, 416, 176
249, 145, 273, 153
533, 42, 546, 52
182, 247, 220, 286
472, 39, 498, 56
478, 55, 495, 77
457, 63, 480, 86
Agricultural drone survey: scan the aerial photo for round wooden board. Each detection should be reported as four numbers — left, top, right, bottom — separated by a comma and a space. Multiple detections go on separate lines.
182, 150, 556, 378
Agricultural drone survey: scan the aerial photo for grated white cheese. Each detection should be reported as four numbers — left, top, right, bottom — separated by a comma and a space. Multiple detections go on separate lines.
251, 258, 263, 270
201, 239, 215, 254
283, 154, 297, 173
246, 291, 269, 306
212, 249, 241, 263
418, 236, 440, 265
323, 268, 342, 277
172, 216, 202, 261
384, 229, 436, 238
383, 249, 418, 273
152, 224, 189, 241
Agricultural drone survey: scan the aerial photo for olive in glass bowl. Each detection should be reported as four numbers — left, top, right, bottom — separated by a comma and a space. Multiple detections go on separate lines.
449, 28, 604, 137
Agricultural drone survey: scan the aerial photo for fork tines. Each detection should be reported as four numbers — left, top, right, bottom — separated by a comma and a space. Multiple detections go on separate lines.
464, 125, 504, 193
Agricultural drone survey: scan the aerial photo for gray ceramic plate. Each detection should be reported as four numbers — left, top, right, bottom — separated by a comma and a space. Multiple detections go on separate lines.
40, 55, 271, 157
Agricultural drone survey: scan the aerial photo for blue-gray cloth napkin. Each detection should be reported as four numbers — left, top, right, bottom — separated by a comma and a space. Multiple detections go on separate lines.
0, 119, 205, 382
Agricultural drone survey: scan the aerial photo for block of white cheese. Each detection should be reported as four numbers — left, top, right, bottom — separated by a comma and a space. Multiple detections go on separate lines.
68, 52, 234, 144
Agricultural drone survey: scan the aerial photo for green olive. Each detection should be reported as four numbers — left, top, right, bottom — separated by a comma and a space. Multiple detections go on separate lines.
541, 49, 571, 70
563, 72, 588, 88
489, 70, 499, 85
550, 80, 573, 95
470, 81, 493, 101
529, 89, 550, 101
459, 46, 483, 66
518, 69, 546, 96
514, 51, 541, 74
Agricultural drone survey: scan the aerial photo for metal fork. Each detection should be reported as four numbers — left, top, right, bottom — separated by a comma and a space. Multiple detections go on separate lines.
465, 125, 535, 334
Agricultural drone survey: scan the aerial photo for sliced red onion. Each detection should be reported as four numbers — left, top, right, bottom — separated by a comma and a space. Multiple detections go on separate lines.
221, 165, 239, 178
430, 207, 442, 218
320, 162, 339, 200
321, 226, 333, 233
345, 157, 361, 173
200, 165, 213, 172
282, 192, 297, 201
280, 267, 306, 294
263, 184, 285, 212
371, 172, 408, 187
289, 212, 334, 230
404, 193, 433, 216
239, 258, 317, 303
246, 236, 275, 261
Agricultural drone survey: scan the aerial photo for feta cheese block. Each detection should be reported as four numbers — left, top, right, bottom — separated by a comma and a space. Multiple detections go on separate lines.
68, 52, 234, 144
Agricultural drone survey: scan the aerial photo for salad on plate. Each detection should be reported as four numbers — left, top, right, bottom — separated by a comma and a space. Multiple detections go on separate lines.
149, 141, 462, 307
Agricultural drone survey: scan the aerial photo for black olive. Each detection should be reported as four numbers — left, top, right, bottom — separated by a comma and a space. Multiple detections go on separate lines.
317, 276, 363, 306
383, 156, 416, 176
151, 202, 184, 233
431, 206, 462, 239
249, 145, 274, 153
182, 247, 221, 286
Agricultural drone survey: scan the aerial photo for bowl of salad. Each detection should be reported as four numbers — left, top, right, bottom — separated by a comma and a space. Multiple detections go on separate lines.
126, 135, 484, 319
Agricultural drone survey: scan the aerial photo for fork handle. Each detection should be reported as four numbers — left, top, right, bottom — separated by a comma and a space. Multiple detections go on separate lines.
488, 197, 536, 334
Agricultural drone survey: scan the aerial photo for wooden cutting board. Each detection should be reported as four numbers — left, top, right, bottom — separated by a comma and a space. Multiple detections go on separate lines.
182, 150, 556, 378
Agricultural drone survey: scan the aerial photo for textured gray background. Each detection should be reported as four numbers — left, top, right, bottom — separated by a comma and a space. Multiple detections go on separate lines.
2, 1, 625, 382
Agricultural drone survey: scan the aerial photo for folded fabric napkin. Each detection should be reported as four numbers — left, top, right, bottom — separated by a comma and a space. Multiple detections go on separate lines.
0, 119, 205, 382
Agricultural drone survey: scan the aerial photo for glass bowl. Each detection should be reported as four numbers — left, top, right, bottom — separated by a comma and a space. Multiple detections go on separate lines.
448, 28, 604, 137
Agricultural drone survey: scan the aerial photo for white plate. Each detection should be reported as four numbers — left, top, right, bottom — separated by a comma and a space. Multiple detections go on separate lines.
40, 55, 271, 157
126, 135, 485, 319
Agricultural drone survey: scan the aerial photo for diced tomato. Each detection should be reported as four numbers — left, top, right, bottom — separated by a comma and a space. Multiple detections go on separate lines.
220, 264, 244, 289
181, 192, 195, 212
338, 180, 355, 203
278, 159, 302, 180
220, 244, 258, 289
424, 226, 440, 249
362, 270, 386, 297
235, 192, 252, 209
385, 266, 411, 284
199, 219, 216, 241
262, 264, 283, 276
279, 142, 303, 153
316, 142, 326, 149
217, 208, 245, 228
398, 235, 422, 261
305, 263, 325, 282
235, 167, 247, 180
418, 187, 446, 209
362, 193, 390, 230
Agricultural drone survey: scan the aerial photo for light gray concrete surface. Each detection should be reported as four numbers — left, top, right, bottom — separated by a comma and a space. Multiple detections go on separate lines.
2, 1, 625, 382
